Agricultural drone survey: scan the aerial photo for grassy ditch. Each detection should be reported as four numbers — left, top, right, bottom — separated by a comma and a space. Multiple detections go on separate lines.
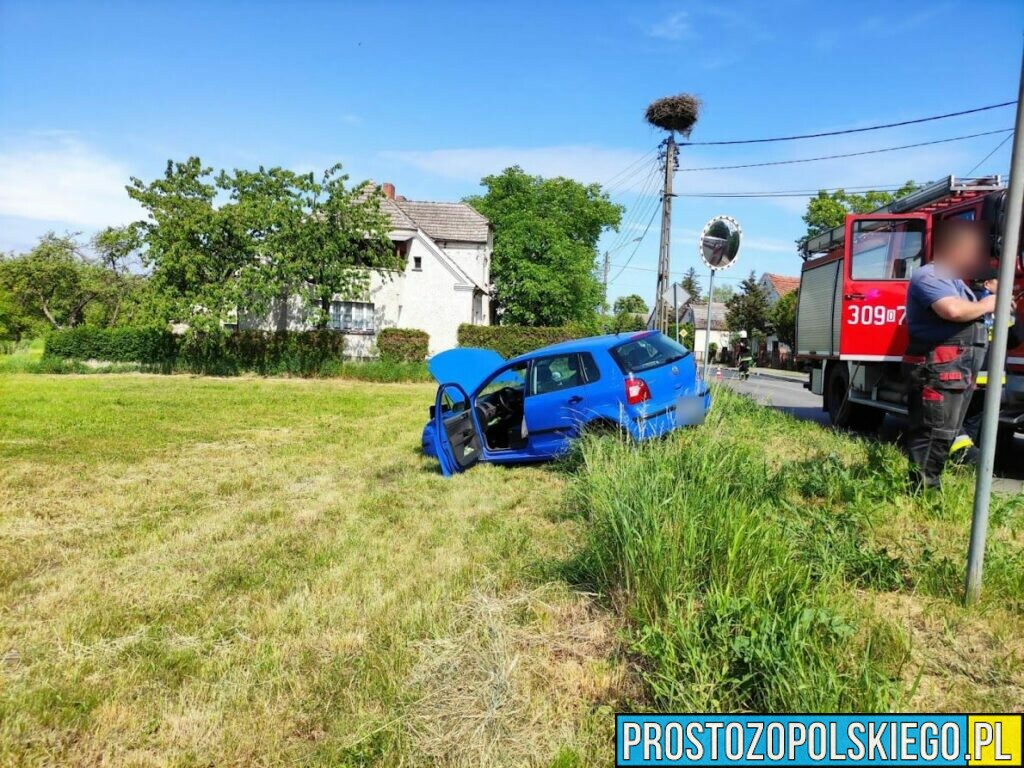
570, 387, 1024, 712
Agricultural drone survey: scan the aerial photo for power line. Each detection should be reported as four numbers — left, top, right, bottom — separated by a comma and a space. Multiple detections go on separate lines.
610, 262, 748, 280
609, 202, 661, 283
676, 189, 905, 199
680, 128, 1013, 172
681, 101, 1016, 146
964, 133, 1014, 177
601, 147, 659, 189
604, 155, 661, 196
602, 162, 663, 255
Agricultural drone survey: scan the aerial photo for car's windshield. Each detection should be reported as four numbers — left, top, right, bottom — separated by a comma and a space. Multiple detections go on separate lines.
610, 334, 691, 374
477, 363, 527, 398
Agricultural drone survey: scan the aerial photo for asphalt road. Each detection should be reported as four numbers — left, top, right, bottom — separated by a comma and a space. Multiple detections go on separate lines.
719, 370, 1023, 494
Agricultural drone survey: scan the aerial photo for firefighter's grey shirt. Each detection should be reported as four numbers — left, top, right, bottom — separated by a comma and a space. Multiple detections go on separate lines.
906, 262, 977, 344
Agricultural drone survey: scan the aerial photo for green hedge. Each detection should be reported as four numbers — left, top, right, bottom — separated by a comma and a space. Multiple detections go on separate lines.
44, 327, 176, 366
457, 324, 581, 358
377, 328, 429, 363
177, 330, 352, 375
43, 327, 425, 377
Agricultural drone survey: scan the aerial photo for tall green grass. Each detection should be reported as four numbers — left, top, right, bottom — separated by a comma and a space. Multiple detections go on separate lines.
570, 390, 911, 712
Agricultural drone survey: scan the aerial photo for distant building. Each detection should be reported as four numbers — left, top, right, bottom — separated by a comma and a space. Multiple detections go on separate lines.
757, 273, 800, 305
758, 272, 800, 366
683, 302, 729, 362
240, 182, 491, 356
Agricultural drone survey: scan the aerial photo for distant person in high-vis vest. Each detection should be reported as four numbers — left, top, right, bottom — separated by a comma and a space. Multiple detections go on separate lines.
903, 221, 997, 490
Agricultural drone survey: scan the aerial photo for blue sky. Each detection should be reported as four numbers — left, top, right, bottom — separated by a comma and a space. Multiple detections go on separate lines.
1, 0, 1022, 304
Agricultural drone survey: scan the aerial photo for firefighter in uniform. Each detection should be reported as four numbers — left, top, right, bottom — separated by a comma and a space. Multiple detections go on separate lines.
737, 338, 752, 381
904, 220, 995, 489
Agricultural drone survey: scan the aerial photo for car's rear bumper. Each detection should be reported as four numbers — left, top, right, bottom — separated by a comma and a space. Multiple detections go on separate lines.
629, 390, 711, 440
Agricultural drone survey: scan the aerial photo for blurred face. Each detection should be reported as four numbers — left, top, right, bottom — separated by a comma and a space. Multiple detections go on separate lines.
935, 226, 986, 279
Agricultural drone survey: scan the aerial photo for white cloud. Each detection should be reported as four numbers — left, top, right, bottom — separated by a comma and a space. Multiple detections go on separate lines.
380, 145, 654, 191
648, 10, 690, 40
0, 134, 142, 228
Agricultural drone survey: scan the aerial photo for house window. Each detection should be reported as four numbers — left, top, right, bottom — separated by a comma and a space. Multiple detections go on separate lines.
329, 301, 375, 332
413, 256, 423, 271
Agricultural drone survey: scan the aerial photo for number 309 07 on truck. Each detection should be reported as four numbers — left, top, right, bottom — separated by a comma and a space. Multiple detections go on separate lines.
795, 175, 1024, 440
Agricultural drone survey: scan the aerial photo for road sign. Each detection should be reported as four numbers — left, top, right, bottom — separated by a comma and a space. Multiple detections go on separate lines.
662, 283, 691, 310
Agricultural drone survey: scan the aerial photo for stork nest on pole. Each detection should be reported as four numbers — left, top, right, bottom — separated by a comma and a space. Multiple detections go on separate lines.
644, 94, 702, 136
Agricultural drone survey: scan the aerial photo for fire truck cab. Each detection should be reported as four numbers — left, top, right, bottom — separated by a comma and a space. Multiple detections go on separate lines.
796, 175, 1024, 438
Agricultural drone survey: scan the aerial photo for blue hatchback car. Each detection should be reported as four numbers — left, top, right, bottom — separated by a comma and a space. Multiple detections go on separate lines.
422, 331, 711, 476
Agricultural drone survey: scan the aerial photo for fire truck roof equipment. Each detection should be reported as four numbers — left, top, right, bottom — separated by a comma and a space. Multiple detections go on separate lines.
798, 175, 1006, 259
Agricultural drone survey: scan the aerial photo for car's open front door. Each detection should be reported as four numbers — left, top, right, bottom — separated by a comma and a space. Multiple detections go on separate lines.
430, 383, 482, 476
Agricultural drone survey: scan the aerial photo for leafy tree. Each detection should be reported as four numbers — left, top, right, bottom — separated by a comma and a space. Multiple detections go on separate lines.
0, 233, 107, 329
608, 294, 648, 333
128, 158, 397, 331
465, 166, 623, 326
127, 158, 247, 331
801, 181, 918, 240
0, 284, 26, 341
90, 225, 143, 326
217, 164, 397, 327
725, 271, 772, 339
680, 266, 703, 303
770, 289, 798, 348
613, 294, 648, 315
711, 283, 735, 303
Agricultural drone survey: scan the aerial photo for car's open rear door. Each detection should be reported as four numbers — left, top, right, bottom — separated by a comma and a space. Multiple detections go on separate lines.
429, 383, 482, 476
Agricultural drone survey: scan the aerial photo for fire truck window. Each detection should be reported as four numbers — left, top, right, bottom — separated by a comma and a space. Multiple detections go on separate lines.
850, 219, 925, 280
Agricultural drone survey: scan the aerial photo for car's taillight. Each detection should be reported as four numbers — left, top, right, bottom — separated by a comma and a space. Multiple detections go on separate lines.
625, 377, 651, 405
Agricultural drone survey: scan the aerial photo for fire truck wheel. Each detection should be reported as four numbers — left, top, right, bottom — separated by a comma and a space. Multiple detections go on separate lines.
826, 363, 885, 432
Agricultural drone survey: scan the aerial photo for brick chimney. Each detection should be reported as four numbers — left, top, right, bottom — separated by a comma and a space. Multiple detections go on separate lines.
382, 182, 396, 200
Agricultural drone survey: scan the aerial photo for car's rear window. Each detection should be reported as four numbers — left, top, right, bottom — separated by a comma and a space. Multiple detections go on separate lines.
610, 334, 691, 374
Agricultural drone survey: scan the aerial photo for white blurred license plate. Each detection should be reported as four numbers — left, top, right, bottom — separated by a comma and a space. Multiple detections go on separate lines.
675, 395, 706, 425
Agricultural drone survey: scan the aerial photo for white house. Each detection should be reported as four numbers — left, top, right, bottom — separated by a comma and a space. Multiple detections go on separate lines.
757, 272, 800, 364
241, 182, 491, 355
683, 302, 730, 362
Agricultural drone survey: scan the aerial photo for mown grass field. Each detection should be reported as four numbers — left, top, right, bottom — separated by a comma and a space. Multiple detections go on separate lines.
2, 372, 1022, 766
0, 374, 629, 767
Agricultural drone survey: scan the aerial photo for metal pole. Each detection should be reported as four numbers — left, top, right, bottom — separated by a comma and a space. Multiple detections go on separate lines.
602, 251, 610, 316
654, 135, 677, 332
673, 283, 680, 339
703, 268, 715, 382
965, 49, 1024, 605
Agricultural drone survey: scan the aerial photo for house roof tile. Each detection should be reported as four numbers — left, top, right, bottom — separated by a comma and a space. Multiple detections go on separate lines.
686, 302, 729, 331
762, 273, 800, 297
393, 200, 490, 243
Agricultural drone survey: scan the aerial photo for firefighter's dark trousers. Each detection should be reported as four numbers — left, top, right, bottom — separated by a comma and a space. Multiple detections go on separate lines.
905, 343, 979, 489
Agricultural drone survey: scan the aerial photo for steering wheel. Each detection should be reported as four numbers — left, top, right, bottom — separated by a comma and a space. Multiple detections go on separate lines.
496, 386, 519, 413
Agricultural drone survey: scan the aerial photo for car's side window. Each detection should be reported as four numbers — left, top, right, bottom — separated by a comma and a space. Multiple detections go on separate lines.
529, 353, 584, 395
579, 352, 601, 383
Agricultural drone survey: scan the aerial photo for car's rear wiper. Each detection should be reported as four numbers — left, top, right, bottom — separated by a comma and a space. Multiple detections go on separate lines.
663, 352, 691, 363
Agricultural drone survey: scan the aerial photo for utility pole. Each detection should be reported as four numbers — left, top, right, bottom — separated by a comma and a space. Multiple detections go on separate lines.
602, 250, 610, 315
653, 135, 678, 332
965, 48, 1024, 604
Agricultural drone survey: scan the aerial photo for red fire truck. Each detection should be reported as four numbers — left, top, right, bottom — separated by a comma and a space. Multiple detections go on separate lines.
795, 175, 1024, 440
